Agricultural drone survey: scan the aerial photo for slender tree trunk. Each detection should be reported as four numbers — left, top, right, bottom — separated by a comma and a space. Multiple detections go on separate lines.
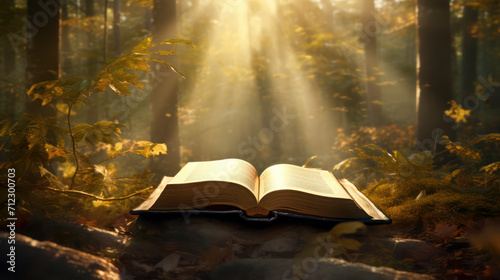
61, 1, 71, 76
461, 4, 479, 99
321, 0, 334, 28
4, 0, 16, 76
85, 0, 96, 73
3, 40, 16, 77
85, 0, 99, 124
150, 0, 181, 177
103, 0, 110, 120
113, 0, 121, 56
4, 0, 17, 116
416, 0, 456, 146
361, 0, 383, 126
25, 0, 60, 116
144, 5, 153, 33
250, 51, 282, 162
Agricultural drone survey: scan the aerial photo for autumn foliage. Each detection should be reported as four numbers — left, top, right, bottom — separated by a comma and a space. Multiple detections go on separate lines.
0, 37, 194, 225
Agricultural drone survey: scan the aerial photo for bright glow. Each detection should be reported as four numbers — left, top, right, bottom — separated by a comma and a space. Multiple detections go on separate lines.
174, 0, 408, 171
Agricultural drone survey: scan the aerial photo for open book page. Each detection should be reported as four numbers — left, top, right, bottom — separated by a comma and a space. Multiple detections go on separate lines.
339, 179, 388, 221
168, 158, 260, 197
132, 177, 172, 212
259, 164, 352, 201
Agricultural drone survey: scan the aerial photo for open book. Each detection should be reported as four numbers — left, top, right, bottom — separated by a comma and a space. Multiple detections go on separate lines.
132, 159, 390, 223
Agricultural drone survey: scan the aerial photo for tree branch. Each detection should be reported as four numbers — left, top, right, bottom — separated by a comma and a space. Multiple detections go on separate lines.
40, 186, 153, 201
68, 101, 79, 190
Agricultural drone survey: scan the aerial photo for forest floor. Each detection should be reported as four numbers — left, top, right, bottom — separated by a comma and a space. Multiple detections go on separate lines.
2, 212, 499, 280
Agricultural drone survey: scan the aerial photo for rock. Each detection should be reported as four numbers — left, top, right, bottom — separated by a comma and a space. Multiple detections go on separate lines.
210, 258, 434, 280
254, 229, 301, 256
135, 215, 322, 253
378, 238, 446, 263
22, 218, 128, 251
0, 232, 121, 280
136, 215, 236, 251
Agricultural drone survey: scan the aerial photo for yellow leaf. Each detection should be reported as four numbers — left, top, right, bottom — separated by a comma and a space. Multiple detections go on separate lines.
45, 144, 68, 160
92, 200, 112, 207
328, 221, 366, 237
133, 36, 153, 52
445, 101, 471, 123
338, 238, 362, 250
149, 143, 167, 156
130, 141, 167, 158
115, 142, 123, 151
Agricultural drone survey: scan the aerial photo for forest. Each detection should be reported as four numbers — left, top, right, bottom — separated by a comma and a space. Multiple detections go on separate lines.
0, 0, 499, 279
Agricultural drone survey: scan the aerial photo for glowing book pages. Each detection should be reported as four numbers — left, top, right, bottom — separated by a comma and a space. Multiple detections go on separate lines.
131, 159, 390, 223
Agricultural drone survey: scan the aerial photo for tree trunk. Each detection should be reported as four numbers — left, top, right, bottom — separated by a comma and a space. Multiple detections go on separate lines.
25, 0, 60, 117
4, 0, 17, 116
250, 50, 282, 162
321, 0, 334, 28
361, 0, 383, 126
61, 1, 71, 76
150, 0, 181, 177
144, 5, 153, 33
416, 0, 456, 147
103, 0, 110, 120
113, 0, 121, 57
460, 4, 479, 99
85, 0, 97, 73
85, 0, 99, 124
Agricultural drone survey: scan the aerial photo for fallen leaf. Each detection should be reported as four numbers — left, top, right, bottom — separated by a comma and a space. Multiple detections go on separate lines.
155, 253, 180, 272
199, 241, 235, 270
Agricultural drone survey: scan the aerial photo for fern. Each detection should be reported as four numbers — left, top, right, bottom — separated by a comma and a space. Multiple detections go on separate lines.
338, 132, 500, 228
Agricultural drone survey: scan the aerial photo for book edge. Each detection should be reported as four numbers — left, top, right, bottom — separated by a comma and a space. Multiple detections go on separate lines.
130, 176, 172, 213
338, 179, 391, 222
129, 168, 391, 224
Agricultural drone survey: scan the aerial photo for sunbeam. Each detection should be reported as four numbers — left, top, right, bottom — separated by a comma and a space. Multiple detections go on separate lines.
178, 0, 347, 171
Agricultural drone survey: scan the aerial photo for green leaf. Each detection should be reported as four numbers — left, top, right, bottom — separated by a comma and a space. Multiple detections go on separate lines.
70, 79, 90, 92
133, 36, 153, 52
72, 123, 92, 143
72, 121, 123, 145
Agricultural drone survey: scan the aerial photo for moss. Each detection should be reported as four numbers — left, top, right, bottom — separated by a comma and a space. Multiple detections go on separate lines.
365, 182, 500, 228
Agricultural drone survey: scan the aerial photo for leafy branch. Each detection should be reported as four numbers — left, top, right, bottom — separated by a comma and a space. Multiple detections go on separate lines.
0, 36, 194, 224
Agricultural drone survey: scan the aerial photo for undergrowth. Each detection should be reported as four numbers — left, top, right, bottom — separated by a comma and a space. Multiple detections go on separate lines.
0, 37, 195, 227
334, 126, 500, 229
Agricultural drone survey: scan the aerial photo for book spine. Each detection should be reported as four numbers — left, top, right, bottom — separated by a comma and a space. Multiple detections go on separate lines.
245, 206, 270, 217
